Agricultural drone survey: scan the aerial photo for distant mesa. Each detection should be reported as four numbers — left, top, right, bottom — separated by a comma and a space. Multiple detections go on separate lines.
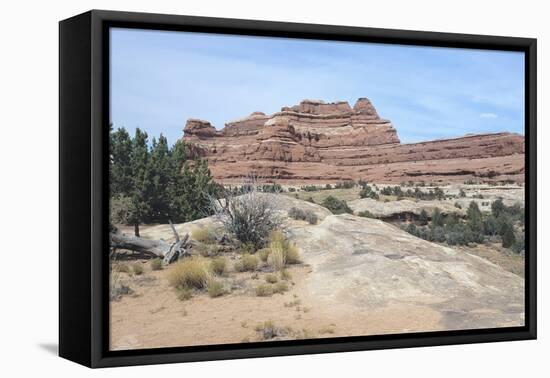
182, 97, 525, 184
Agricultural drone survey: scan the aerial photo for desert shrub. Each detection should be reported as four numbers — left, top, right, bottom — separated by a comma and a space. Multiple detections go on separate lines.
234, 253, 259, 272
110, 283, 133, 301
194, 243, 220, 257
207, 280, 226, 298
501, 222, 516, 248
406, 223, 418, 236
288, 187, 296, 192
267, 231, 301, 269
285, 245, 301, 264
359, 185, 379, 199
322, 196, 352, 214
288, 207, 306, 220
257, 248, 270, 262
430, 226, 446, 243
357, 210, 377, 219
267, 243, 286, 271
302, 185, 320, 192
280, 269, 292, 281
168, 256, 211, 290
115, 263, 130, 273
260, 183, 283, 193
467, 201, 483, 229
132, 263, 144, 275
191, 227, 217, 244
454, 202, 462, 209
512, 237, 525, 254
265, 273, 279, 284
213, 184, 281, 249
255, 284, 274, 297
431, 208, 444, 227
305, 210, 318, 224
176, 287, 193, 301
210, 257, 227, 276
254, 320, 289, 340
459, 189, 466, 197
334, 181, 355, 189
273, 281, 289, 294
150, 258, 163, 271
239, 242, 256, 254
418, 209, 428, 225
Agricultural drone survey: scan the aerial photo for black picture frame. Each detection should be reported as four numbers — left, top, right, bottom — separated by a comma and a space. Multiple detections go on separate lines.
59, 9, 537, 368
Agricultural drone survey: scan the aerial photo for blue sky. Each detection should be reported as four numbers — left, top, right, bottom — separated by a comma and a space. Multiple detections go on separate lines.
110, 28, 525, 145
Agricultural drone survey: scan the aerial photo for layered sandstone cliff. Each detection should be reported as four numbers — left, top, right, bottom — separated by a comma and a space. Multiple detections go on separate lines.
182, 98, 525, 183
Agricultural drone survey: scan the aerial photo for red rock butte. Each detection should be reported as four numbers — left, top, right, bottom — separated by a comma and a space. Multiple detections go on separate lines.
182, 98, 525, 184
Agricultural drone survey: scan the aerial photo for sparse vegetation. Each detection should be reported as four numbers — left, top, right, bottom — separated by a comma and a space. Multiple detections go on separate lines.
265, 273, 278, 284
150, 258, 163, 271
168, 256, 211, 290
254, 320, 289, 340
212, 181, 281, 249
357, 210, 377, 219
191, 226, 217, 244
257, 248, 270, 262
322, 195, 353, 214
207, 280, 226, 298
210, 257, 227, 276
234, 254, 259, 272
255, 284, 274, 297
132, 263, 144, 275
267, 231, 301, 270
359, 185, 379, 199
402, 199, 524, 251
288, 206, 318, 224
273, 281, 289, 294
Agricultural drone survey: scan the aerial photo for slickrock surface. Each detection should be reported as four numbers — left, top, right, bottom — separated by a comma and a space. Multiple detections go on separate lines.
287, 213, 524, 330
182, 98, 525, 183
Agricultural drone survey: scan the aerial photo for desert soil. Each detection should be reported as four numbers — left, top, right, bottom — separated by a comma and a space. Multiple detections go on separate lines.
110, 261, 441, 350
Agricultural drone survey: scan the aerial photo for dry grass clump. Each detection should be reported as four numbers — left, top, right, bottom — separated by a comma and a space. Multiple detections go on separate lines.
266, 231, 301, 270
234, 254, 259, 272
132, 263, 144, 275
168, 256, 211, 290
265, 273, 278, 284
288, 207, 318, 225
210, 257, 227, 276
280, 269, 292, 281
176, 287, 193, 301
255, 284, 274, 297
191, 226, 217, 244
207, 280, 226, 298
254, 320, 291, 340
115, 263, 130, 273
273, 281, 289, 294
257, 248, 270, 262
150, 258, 163, 271
267, 243, 286, 271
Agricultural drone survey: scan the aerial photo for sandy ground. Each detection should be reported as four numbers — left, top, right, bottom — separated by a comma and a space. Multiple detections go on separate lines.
110, 262, 441, 351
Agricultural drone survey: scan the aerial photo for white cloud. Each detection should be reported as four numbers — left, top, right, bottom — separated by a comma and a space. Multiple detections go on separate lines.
480, 112, 498, 119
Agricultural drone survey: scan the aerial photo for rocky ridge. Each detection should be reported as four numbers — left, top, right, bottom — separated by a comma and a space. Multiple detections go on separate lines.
182, 98, 525, 183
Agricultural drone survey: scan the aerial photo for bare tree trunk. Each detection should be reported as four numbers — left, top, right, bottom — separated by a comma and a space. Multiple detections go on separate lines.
134, 222, 140, 237
110, 222, 191, 265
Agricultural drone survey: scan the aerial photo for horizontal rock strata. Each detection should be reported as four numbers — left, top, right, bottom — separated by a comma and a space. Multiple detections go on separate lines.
182, 98, 525, 183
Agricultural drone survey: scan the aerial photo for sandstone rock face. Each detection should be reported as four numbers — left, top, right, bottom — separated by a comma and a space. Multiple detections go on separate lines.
182, 98, 525, 183
288, 213, 524, 330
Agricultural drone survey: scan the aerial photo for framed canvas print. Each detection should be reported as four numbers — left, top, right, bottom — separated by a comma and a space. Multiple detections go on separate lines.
59, 10, 537, 368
